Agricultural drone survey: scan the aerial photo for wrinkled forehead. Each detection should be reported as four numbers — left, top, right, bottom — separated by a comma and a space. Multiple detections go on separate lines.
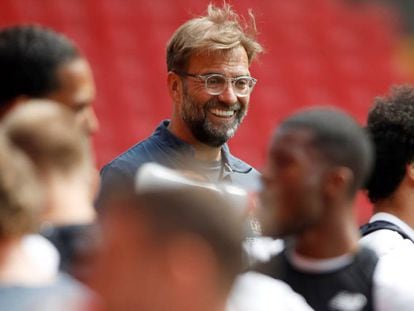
186, 46, 249, 72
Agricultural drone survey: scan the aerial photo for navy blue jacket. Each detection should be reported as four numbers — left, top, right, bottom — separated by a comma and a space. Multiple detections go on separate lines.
100, 120, 261, 196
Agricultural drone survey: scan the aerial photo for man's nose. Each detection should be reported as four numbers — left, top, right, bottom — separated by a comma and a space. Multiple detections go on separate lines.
218, 81, 238, 105
85, 107, 100, 135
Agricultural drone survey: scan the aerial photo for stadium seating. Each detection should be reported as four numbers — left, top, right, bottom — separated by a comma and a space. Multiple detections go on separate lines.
0, 0, 407, 222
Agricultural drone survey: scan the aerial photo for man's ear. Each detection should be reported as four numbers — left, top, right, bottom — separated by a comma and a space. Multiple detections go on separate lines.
167, 71, 182, 103
323, 167, 354, 200
0, 95, 28, 118
406, 163, 414, 181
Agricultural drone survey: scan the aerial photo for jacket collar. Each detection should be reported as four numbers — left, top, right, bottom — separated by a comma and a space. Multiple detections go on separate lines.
154, 120, 252, 174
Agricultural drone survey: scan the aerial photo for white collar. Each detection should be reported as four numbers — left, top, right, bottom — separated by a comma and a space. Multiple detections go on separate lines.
370, 212, 414, 241
286, 249, 354, 273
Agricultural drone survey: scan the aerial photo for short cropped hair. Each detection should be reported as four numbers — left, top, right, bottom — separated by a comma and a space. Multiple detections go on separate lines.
166, 3, 263, 72
3, 100, 90, 175
279, 107, 373, 196
0, 132, 42, 238
102, 185, 244, 292
0, 25, 80, 108
365, 85, 414, 203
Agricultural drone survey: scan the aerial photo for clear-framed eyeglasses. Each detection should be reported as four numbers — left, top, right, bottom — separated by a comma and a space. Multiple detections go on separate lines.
174, 71, 257, 97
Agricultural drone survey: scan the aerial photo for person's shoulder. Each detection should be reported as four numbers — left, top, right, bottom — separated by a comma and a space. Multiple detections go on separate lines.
102, 120, 174, 177
373, 250, 414, 310
0, 273, 94, 311
359, 229, 409, 257
101, 135, 160, 179
106, 136, 156, 166
232, 271, 294, 294
227, 271, 313, 311
47, 272, 100, 310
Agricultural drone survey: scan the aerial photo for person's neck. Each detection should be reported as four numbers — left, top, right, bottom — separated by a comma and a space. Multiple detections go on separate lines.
295, 203, 360, 259
42, 171, 96, 226
168, 119, 222, 162
0, 238, 55, 285
192, 143, 222, 162
374, 184, 414, 229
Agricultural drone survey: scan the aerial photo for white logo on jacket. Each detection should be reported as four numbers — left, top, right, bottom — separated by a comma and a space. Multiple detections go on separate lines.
329, 291, 367, 311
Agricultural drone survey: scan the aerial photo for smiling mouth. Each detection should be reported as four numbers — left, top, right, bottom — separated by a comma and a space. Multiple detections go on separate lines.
209, 108, 236, 118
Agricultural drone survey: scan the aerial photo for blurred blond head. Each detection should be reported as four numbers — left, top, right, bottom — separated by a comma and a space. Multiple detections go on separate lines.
3, 99, 96, 225
0, 131, 42, 239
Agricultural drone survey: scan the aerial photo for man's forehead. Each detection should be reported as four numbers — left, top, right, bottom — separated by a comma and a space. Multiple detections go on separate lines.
272, 127, 316, 148
271, 127, 325, 158
54, 58, 96, 103
188, 46, 249, 71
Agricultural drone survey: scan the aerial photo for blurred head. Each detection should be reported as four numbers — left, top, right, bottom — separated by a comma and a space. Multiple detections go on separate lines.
259, 108, 373, 238
92, 186, 244, 311
0, 132, 42, 240
167, 4, 263, 147
366, 85, 414, 203
2, 100, 96, 224
3, 100, 91, 177
0, 25, 98, 135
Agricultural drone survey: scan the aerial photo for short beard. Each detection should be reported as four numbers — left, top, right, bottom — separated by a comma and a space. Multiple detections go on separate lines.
181, 86, 247, 147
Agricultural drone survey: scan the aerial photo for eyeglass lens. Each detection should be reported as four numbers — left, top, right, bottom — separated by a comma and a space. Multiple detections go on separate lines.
205, 75, 253, 96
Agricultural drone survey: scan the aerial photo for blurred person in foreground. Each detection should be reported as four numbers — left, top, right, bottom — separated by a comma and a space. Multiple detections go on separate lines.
3, 100, 97, 279
93, 165, 313, 311
91, 183, 244, 311
256, 108, 414, 310
0, 24, 98, 135
0, 131, 92, 311
360, 85, 414, 255
0, 24, 100, 278
136, 163, 313, 311
100, 3, 263, 192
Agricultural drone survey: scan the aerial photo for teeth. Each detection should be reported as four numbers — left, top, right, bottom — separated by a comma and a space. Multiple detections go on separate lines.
210, 108, 235, 117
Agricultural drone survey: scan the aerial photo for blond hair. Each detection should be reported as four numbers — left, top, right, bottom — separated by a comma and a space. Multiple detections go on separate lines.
166, 3, 263, 72
0, 132, 42, 238
3, 100, 91, 176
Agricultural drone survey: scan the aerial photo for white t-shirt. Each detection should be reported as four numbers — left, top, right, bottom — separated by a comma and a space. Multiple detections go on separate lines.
22, 234, 60, 280
358, 213, 414, 309
227, 271, 313, 311
359, 212, 414, 257
373, 248, 414, 311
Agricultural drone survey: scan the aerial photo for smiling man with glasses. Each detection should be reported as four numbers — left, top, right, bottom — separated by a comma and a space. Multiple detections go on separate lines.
100, 3, 263, 196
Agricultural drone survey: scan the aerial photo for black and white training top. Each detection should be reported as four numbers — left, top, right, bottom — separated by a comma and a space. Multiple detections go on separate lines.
255, 245, 414, 311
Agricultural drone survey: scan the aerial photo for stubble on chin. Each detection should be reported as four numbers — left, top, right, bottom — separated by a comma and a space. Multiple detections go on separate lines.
180, 87, 247, 146
196, 109, 244, 147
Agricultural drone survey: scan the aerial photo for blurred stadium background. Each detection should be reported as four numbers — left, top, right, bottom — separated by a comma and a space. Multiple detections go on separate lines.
1, 0, 413, 222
